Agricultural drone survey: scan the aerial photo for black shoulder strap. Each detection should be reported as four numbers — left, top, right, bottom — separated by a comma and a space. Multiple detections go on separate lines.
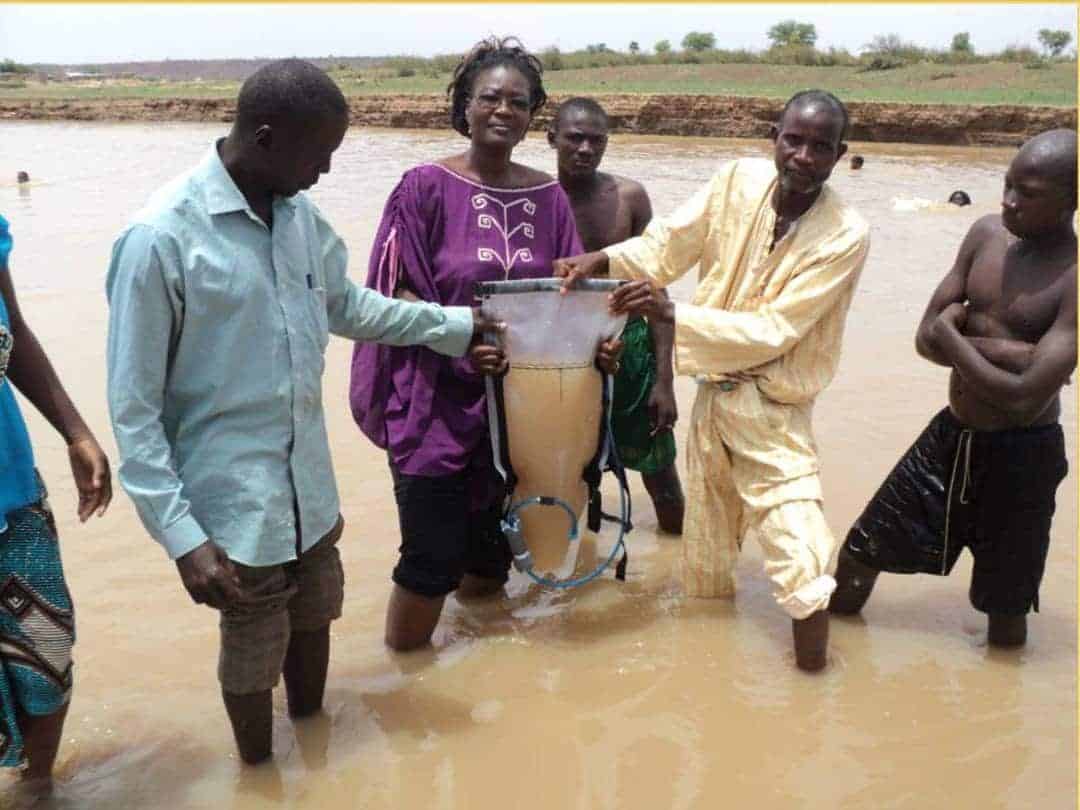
488, 372, 517, 511
584, 374, 610, 533
603, 436, 632, 581
582, 373, 632, 581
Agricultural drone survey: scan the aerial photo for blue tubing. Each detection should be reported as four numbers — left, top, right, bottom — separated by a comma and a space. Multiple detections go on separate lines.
501, 484, 629, 590
494, 372, 631, 590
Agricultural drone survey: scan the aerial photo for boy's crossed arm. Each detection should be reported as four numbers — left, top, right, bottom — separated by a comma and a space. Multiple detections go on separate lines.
916, 217, 1042, 376
935, 272, 1076, 424
914, 216, 1076, 423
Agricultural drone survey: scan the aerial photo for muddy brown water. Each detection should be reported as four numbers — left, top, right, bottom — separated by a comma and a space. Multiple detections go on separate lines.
0, 124, 1074, 809
503, 364, 602, 574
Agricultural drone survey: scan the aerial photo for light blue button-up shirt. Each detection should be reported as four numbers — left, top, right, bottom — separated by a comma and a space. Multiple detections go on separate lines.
106, 144, 475, 566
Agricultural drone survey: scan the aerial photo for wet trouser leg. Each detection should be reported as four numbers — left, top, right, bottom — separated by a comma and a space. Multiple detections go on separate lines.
682, 388, 742, 598
752, 500, 839, 621
829, 545, 881, 615
682, 383, 838, 616
750, 499, 838, 671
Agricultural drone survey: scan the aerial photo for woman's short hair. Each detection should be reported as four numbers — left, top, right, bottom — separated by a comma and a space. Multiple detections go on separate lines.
446, 36, 546, 137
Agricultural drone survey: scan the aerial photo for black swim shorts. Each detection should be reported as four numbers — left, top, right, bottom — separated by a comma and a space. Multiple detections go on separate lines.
389, 464, 513, 599
844, 407, 1067, 615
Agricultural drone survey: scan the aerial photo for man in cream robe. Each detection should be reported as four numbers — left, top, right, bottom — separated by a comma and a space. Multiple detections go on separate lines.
556, 90, 869, 670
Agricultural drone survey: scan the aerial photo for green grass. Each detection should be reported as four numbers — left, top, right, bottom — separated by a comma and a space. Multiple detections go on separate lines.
0, 79, 238, 100
538, 61, 1076, 106
0, 60, 1074, 106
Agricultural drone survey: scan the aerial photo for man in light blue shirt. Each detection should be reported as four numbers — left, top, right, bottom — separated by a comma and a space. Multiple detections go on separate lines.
106, 60, 492, 764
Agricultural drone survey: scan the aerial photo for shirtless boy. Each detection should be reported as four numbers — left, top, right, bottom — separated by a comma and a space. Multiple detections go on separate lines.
548, 97, 685, 533
831, 129, 1077, 648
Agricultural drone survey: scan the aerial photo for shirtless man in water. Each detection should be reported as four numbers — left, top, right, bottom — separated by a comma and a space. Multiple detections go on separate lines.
548, 97, 685, 533
831, 129, 1077, 648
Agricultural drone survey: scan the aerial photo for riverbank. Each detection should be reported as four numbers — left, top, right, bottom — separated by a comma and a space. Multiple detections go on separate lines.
0, 93, 1073, 145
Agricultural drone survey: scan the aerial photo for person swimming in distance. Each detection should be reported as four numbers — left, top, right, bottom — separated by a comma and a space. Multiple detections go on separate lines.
949, 190, 972, 207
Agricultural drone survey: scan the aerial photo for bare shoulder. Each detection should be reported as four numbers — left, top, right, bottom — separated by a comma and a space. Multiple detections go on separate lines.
612, 174, 650, 201
967, 213, 1004, 242
949, 213, 1006, 265
612, 174, 652, 213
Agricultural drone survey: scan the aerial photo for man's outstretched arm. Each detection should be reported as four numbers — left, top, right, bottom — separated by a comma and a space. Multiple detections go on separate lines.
556, 168, 727, 290
316, 212, 496, 354
611, 230, 869, 376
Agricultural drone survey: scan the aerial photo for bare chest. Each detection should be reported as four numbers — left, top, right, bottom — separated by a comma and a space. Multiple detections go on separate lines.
572, 192, 634, 253
966, 243, 1067, 342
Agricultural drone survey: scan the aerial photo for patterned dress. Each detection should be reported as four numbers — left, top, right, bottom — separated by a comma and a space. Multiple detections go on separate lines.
350, 163, 583, 505
0, 214, 74, 767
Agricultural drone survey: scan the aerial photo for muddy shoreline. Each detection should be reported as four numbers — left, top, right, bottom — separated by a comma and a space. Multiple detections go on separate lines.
1, 93, 1073, 146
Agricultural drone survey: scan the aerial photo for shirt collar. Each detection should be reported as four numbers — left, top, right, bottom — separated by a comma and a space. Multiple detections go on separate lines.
200, 139, 296, 218
767, 174, 834, 230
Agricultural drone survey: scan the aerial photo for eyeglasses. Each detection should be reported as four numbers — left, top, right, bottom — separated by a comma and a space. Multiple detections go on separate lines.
469, 92, 531, 113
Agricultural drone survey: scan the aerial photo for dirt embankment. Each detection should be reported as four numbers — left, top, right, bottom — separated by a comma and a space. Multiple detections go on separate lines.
1, 93, 1073, 146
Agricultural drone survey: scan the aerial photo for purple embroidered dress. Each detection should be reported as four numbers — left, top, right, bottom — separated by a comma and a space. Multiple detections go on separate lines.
350, 164, 583, 501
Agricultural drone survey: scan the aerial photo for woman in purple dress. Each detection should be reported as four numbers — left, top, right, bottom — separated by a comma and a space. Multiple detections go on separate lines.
351, 37, 619, 649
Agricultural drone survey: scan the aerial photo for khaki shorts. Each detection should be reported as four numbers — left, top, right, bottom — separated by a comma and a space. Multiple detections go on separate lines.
218, 516, 345, 695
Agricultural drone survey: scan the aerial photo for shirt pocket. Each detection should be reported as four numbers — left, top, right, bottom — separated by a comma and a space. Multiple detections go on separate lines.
189, 255, 246, 317
308, 285, 329, 351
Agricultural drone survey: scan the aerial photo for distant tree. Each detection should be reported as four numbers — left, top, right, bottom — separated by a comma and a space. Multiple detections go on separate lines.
1037, 28, 1072, 57
628, 41, 640, 54
681, 31, 716, 51
655, 39, 672, 54
585, 43, 610, 54
950, 32, 973, 54
860, 33, 921, 70
542, 46, 564, 71
767, 20, 818, 48
998, 43, 1040, 63
864, 33, 906, 55
0, 59, 33, 74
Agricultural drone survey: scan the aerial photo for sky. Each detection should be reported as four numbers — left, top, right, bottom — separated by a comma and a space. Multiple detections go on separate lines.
0, 3, 1075, 65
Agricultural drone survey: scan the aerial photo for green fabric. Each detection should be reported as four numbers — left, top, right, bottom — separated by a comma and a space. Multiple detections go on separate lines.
611, 317, 676, 475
